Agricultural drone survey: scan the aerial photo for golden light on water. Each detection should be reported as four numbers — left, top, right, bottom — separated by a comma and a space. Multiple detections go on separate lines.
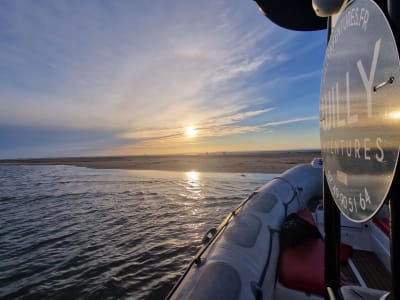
185, 171, 202, 201
186, 170, 200, 182
385, 111, 400, 120
185, 126, 197, 138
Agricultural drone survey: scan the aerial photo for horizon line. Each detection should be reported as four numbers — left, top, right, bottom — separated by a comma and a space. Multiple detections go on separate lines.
0, 148, 322, 161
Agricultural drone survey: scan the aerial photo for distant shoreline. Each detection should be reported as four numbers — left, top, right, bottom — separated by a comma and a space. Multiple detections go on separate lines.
0, 151, 321, 174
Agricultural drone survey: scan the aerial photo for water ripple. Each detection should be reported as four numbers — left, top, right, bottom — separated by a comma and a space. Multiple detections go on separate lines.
0, 165, 274, 299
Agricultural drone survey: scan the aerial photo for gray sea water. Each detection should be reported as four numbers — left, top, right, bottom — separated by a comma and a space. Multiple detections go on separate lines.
0, 165, 275, 299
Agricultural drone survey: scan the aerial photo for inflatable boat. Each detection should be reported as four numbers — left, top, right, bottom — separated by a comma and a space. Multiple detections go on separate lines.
168, 0, 399, 298
167, 160, 323, 299
167, 159, 391, 299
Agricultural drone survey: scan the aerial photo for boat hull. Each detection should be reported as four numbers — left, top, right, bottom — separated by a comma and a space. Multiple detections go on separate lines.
168, 162, 323, 300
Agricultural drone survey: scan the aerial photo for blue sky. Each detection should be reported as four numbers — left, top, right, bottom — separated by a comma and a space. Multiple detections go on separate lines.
0, 0, 327, 158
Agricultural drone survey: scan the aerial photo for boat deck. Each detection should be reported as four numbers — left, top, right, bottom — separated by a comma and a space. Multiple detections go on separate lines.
341, 249, 391, 292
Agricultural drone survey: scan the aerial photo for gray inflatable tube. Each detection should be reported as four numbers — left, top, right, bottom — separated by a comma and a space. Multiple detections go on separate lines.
167, 162, 323, 300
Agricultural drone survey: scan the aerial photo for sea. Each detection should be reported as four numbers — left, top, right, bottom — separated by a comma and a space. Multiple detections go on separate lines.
0, 165, 276, 299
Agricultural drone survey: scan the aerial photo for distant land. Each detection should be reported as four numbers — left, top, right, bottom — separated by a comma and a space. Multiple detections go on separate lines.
0, 150, 321, 174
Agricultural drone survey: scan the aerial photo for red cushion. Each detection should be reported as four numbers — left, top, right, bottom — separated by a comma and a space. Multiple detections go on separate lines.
279, 238, 325, 295
373, 217, 389, 236
297, 209, 316, 226
279, 239, 353, 296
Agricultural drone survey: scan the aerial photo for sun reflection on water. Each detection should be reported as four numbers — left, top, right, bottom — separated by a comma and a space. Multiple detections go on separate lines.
184, 171, 202, 200
186, 171, 199, 182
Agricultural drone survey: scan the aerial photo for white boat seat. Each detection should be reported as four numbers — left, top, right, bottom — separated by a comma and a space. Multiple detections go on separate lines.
340, 285, 390, 300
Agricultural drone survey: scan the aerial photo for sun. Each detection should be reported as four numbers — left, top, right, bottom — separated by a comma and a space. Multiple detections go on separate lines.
185, 126, 197, 138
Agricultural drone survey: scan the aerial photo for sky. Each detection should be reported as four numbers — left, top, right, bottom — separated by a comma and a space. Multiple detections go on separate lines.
0, 0, 327, 159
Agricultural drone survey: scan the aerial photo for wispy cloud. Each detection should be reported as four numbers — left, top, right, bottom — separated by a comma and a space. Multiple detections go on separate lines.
0, 0, 325, 157
263, 116, 319, 127
210, 55, 271, 83
116, 110, 319, 153
120, 108, 274, 140
0, 1, 279, 129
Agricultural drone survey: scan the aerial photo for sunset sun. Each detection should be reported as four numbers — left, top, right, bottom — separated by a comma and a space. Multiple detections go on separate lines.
185, 126, 197, 138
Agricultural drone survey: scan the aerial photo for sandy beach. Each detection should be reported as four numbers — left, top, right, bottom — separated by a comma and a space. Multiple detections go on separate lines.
0, 151, 321, 174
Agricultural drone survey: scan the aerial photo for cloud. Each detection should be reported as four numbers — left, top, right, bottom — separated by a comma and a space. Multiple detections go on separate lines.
210, 55, 271, 83
0, 0, 325, 157
0, 1, 290, 127
262, 116, 319, 127
119, 108, 274, 140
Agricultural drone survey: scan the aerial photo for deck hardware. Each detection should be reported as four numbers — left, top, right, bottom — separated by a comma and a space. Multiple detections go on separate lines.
312, 0, 346, 17
268, 226, 280, 233
194, 257, 201, 266
201, 228, 217, 245
326, 286, 337, 299
373, 76, 395, 92
274, 176, 299, 207
251, 281, 262, 299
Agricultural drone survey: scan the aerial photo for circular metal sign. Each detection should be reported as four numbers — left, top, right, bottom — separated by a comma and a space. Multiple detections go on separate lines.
320, 0, 400, 222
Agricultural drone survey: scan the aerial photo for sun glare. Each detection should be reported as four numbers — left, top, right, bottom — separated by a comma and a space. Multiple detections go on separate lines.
385, 111, 400, 120
186, 171, 200, 182
185, 126, 197, 138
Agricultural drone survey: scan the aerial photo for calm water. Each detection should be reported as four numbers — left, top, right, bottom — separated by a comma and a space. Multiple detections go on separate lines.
0, 165, 275, 299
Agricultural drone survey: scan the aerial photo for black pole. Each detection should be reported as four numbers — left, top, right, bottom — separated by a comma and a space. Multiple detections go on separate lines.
389, 195, 400, 300
323, 173, 342, 300
323, 15, 342, 300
